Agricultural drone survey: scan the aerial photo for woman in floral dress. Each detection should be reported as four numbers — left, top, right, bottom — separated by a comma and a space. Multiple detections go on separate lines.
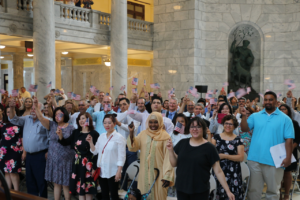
0, 106, 23, 191
58, 112, 99, 200
212, 115, 244, 200
33, 97, 75, 200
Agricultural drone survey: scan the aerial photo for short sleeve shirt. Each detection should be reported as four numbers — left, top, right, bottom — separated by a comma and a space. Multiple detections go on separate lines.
247, 108, 295, 166
174, 139, 219, 194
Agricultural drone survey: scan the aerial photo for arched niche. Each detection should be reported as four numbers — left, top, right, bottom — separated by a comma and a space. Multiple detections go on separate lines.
227, 22, 263, 99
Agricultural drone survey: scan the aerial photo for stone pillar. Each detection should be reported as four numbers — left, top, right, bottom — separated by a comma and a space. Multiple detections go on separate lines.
110, 0, 127, 99
13, 53, 24, 89
55, 52, 62, 89
33, 0, 55, 101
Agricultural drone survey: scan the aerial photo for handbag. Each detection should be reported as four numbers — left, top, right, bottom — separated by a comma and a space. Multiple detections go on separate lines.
93, 134, 114, 181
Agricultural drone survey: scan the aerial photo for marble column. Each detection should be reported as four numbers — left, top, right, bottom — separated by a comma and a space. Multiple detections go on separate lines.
33, 0, 55, 101
110, 0, 127, 99
13, 52, 24, 90
55, 52, 61, 89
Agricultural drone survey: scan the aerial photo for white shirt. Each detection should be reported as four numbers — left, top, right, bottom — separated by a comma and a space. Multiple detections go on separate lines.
117, 111, 140, 139
183, 112, 195, 118
91, 130, 126, 178
94, 103, 103, 112
170, 132, 191, 146
128, 103, 174, 135
70, 112, 80, 129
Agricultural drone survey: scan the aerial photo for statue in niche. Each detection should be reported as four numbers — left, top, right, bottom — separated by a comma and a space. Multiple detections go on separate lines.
229, 27, 254, 87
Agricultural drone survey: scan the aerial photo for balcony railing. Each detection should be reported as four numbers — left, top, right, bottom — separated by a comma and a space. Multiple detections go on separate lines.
60, 3, 90, 23
0, 1, 153, 35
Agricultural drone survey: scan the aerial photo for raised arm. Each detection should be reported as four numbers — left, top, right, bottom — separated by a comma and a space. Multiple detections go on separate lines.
178, 96, 188, 114
33, 97, 50, 130
240, 107, 250, 132
212, 161, 235, 200
8, 98, 26, 126
166, 139, 178, 167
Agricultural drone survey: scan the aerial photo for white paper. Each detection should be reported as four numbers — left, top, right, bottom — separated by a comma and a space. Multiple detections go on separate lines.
270, 142, 296, 168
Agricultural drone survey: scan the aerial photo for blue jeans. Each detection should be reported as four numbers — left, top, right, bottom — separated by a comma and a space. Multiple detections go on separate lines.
121, 148, 137, 190
26, 151, 47, 198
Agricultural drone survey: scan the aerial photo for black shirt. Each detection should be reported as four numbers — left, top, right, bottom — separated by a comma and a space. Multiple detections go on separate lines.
174, 139, 219, 194
292, 120, 300, 159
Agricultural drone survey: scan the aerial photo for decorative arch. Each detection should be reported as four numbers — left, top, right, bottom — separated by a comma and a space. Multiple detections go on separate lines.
227, 21, 264, 98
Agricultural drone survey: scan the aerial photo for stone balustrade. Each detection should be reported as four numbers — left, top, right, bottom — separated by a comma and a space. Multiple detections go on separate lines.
59, 3, 90, 23
128, 18, 152, 33
17, 0, 33, 11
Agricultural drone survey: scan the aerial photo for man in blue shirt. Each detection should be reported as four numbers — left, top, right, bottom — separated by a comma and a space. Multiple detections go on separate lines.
8, 99, 48, 198
240, 91, 294, 200
87, 95, 117, 134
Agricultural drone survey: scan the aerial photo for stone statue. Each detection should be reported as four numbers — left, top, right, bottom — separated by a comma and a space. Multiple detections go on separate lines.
230, 40, 254, 87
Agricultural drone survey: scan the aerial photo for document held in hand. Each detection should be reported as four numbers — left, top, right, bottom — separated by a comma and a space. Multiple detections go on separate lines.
270, 142, 296, 168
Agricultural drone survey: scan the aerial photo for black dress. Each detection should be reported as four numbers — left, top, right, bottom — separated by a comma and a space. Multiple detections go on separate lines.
212, 134, 244, 200
58, 129, 99, 195
0, 123, 23, 174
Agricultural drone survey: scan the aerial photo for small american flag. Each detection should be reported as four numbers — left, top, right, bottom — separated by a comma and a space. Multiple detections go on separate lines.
144, 80, 146, 86
213, 89, 218, 94
189, 86, 198, 95
284, 79, 296, 90
0, 89, 5, 94
127, 110, 135, 114
90, 85, 96, 93
205, 93, 213, 99
47, 81, 52, 88
109, 86, 114, 91
223, 82, 229, 87
227, 92, 235, 99
84, 118, 89, 126
259, 93, 264, 99
67, 92, 72, 98
174, 122, 185, 134
75, 95, 81, 101
210, 98, 217, 105
207, 90, 214, 94
247, 87, 251, 94
12, 89, 19, 97
236, 88, 247, 99
94, 90, 100, 96
132, 77, 138, 86
132, 88, 137, 94
185, 91, 189, 96
150, 83, 160, 89
57, 113, 64, 121
55, 89, 61, 94
106, 93, 109, 96
104, 104, 111, 112
71, 92, 76, 100
120, 85, 126, 91
150, 92, 154, 96
161, 113, 166, 117
28, 84, 38, 92
277, 93, 282, 98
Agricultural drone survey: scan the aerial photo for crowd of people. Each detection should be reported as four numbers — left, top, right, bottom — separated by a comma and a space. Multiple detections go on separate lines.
0, 86, 298, 200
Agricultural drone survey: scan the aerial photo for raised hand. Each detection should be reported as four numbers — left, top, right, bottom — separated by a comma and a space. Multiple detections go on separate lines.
130, 93, 138, 103
56, 127, 63, 140
166, 139, 173, 151
8, 97, 16, 107
86, 134, 93, 144
240, 107, 247, 116
33, 97, 39, 108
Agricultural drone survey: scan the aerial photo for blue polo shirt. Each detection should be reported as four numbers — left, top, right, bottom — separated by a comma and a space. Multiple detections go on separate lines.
247, 108, 294, 166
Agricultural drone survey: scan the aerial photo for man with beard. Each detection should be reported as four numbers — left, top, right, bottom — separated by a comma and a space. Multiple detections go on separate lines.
8, 98, 49, 198
240, 91, 294, 200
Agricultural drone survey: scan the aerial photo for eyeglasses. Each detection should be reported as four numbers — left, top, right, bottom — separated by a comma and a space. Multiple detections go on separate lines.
190, 126, 202, 130
224, 123, 234, 127
280, 108, 287, 111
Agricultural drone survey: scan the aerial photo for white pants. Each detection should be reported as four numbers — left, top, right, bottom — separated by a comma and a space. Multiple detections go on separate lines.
247, 160, 284, 200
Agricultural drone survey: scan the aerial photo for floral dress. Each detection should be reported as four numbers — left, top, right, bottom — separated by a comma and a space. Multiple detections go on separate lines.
0, 123, 23, 174
58, 129, 99, 195
212, 134, 244, 200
